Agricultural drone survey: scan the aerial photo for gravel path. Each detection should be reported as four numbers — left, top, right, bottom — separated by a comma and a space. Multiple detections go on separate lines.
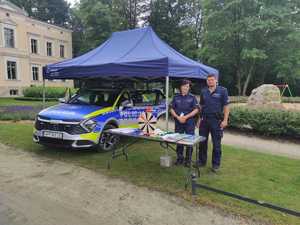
0, 143, 261, 225
223, 131, 300, 159
158, 120, 300, 160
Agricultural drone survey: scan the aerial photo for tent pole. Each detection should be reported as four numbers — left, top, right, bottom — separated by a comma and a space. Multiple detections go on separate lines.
42, 78, 45, 109
165, 76, 169, 131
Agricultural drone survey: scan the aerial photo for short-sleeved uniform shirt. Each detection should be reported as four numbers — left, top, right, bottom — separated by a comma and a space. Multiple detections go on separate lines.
170, 93, 199, 126
200, 86, 229, 116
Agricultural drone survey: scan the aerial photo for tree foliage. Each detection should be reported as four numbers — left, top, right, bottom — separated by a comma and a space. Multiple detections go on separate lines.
9, 0, 71, 27
71, 0, 300, 95
12, 0, 300, 95
200, 0, 300, 95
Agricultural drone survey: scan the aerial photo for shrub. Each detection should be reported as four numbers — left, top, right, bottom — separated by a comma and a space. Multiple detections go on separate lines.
14, 97, 58, 102
0, 105, 41, 121
229, 106, 300, 138
23, 86, 77, 99
282, 97, 300, 103
0, 112, 36, 121
229, 96, 300, 104
229, 96, 248, 104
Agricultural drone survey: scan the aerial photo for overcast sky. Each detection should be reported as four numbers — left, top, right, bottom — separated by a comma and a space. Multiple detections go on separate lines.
66, 0, 79, 7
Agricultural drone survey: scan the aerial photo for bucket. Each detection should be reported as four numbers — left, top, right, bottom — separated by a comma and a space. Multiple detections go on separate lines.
160, 155, 172, 168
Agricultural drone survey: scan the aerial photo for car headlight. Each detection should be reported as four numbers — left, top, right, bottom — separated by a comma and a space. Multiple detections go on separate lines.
81, 119, 97, 132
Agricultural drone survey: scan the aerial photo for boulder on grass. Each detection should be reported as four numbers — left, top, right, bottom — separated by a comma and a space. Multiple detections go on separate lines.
247, 84, 282, 108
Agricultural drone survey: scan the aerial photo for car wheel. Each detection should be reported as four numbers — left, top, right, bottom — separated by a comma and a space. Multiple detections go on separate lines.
98, 124, 120, 152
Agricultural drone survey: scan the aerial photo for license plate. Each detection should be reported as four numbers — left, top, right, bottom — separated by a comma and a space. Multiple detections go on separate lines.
43, 131, 63, 139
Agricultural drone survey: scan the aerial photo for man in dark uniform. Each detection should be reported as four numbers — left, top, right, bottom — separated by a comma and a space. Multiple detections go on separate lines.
170, 79, 199, 167
198, 74, 229, 172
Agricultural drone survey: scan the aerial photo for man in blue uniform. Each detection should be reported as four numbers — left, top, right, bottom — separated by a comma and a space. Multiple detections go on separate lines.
170, 79, 199, 167
198, 74, 229, 172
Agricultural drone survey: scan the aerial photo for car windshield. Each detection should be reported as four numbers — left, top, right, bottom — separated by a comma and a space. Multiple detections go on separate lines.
130, 90, 165, 106
68, 89, 119, 107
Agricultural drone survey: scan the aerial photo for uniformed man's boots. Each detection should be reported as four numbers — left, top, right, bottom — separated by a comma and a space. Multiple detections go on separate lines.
184, 161, 191, 168
174, 158, 184, 166
184, 156, 192, 167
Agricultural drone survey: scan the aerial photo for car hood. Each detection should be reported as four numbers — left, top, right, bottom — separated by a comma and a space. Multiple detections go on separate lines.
38, 103, 104, 121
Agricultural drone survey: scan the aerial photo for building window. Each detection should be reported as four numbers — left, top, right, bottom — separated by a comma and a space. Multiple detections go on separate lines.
31, 39, 38, 54
60, 44, 65, 58
32, 66, 39, 81
7, 61, 17, 80
9, 89, 18, 96
4, 27, 15, 48
46, 42, 52, 56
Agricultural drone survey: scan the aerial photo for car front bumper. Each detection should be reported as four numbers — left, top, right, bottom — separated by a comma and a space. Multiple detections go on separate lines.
33, 130, 100, 149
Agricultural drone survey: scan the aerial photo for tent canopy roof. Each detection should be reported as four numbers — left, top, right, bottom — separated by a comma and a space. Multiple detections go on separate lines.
43, 26, 218, 80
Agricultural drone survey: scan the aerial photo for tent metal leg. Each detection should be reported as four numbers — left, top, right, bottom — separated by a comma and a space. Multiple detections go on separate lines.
42, 79, 45, 109
165, 76, 169, 131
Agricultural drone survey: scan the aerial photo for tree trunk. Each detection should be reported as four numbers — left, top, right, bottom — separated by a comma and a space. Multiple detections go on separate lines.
236, 69, 242, 96
194, 8, 203, 49
129, 0, 133, 28
242, 64, 255, 96
133, 0, 137, 28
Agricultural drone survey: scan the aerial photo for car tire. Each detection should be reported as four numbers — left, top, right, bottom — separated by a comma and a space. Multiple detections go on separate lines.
97, 124, 120, 152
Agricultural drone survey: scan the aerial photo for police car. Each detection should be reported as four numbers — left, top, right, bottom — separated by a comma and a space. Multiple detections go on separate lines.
33, 88, 166, 151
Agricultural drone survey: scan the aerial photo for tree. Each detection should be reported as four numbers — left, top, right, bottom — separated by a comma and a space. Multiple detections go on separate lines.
113, 0, 150, 29
9, 0, 71, 27
200, 0, 300, 95
181, 0, 204, 58
71, 0, 151, 56
71, 0, 118, 54
147, 0, 192, 55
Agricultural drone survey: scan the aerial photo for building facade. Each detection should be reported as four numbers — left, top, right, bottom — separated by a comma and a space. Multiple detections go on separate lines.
0, 0, 73, 97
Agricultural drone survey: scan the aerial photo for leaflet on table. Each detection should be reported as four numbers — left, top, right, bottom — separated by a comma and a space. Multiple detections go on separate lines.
109, 128, 200, 144
110, 128, 171, 136
109, 128, 140, 134
161, 133, 190, 142
175, 135, 201, 145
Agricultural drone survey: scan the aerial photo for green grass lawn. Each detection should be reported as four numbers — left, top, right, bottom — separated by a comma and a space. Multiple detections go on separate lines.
0, 97, 57, 107
0, 122, 299, 225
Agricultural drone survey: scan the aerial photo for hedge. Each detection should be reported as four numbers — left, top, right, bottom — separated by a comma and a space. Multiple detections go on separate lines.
0, 111, 37, 121
229, 96, 248, 103
282, 97, 300, 103
0, 105, 42, 121
229, 106, 300, 138
23, 86, 77, 99
229, 96, 300, 104
14, 97, 58, 101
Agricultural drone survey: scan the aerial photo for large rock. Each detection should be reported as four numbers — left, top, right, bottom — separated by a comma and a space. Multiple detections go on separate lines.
247, 84, 281, 107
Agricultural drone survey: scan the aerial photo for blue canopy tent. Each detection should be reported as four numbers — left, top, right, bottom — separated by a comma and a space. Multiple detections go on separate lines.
43, 26, 218, 79
42, 26, 218, 130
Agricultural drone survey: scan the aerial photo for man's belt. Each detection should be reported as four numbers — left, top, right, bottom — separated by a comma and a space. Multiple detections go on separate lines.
202, 112, 224, 120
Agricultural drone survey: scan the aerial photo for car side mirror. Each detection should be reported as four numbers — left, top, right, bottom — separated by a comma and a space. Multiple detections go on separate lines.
58, 98, 66, 103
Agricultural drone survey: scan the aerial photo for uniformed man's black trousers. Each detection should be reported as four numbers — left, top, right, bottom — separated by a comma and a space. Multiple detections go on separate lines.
198, 116, 223, 167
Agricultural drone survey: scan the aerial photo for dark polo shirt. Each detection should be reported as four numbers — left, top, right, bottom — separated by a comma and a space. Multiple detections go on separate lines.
200, 86, 229, 116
